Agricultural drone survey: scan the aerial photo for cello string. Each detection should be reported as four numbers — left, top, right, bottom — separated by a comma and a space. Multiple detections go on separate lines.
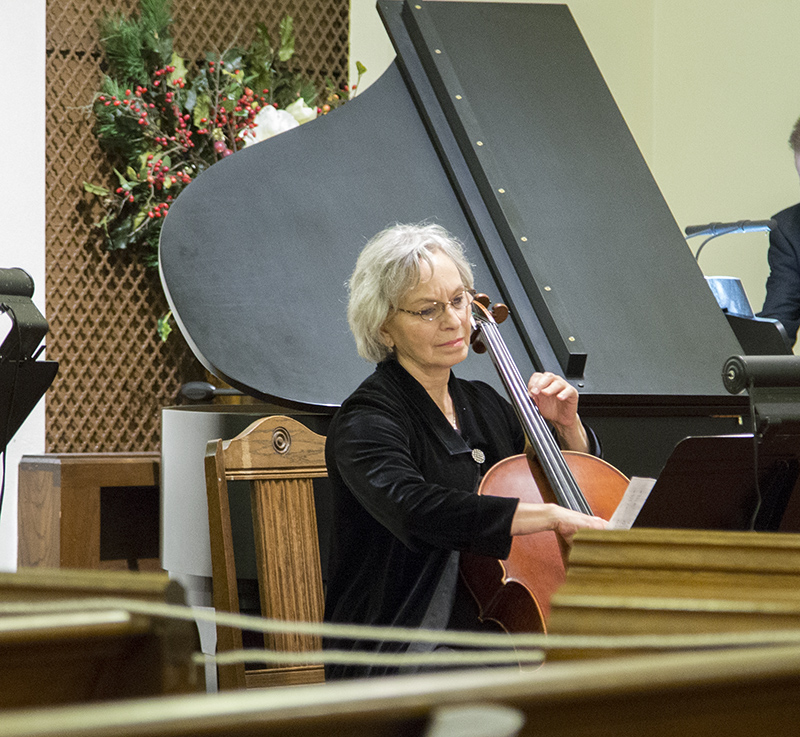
477, 314, 590, 513
489, 322, 587, 512
476, 315, 574, 503
483, 322, 566, 484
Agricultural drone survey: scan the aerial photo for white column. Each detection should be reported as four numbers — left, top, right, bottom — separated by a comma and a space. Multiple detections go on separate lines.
0, 0, 47, 570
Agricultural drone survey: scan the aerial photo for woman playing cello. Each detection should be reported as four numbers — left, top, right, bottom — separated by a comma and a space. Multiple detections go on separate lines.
323, 222, 607, 680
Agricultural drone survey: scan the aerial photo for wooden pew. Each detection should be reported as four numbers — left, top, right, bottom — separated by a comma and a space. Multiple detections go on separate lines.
548, 528, 800, 658
0, 568, 203, 708
0, 566, 185, 603
1, 643, 800, 736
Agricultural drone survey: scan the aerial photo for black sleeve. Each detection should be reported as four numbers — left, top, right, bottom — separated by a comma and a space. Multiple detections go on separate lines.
758, 221, 800, 345
331, 402, 518, 558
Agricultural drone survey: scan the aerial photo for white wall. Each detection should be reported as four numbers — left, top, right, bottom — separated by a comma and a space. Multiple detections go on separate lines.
349, 0, 655, 144
349, 0, 397, 88
0, 1, 47, 569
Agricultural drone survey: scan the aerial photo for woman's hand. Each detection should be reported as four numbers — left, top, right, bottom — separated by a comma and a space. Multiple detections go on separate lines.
510, 502, 607, 544
527, 372, 589, 453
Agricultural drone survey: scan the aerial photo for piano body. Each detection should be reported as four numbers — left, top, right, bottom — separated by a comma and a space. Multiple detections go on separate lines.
160, 0, 747, 481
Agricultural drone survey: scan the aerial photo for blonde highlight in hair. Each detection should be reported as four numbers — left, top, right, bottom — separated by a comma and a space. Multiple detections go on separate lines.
347, 223, 474, 363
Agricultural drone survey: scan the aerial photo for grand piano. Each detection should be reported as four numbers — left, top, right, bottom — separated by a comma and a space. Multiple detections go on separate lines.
159, 0, 748, 482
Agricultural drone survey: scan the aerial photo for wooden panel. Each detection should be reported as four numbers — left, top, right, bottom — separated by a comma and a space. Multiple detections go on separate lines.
0, 567, 178, 603
565, 527, 800, 572
225, 421, 327, 477
18, 453, 160, 570
252, 477, 324, 655
548, 528, 800, 659
17, 466, 61, 568
204, 439, 247, 691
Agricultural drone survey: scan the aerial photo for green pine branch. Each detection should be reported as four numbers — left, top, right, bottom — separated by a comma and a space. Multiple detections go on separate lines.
87, 0, 364, 284
99, 0, 173, 86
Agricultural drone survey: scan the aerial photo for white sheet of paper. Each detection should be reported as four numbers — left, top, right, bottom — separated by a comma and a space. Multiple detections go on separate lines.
607, 476, 657, 530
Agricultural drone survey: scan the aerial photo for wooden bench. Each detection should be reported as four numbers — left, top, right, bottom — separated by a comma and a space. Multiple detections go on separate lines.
0, 568, 203, 708
2, 642, 800, 735
549, 528, 800, 658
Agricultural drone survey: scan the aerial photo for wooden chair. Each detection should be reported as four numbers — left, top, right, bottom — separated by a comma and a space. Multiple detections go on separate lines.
205, 415, 327, 689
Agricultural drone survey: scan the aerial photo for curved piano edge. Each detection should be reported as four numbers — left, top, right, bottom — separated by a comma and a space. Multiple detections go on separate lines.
156, 58, 512, 410
155, 68, 405, 410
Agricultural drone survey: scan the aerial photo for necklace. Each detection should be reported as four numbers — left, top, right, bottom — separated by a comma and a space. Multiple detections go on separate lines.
435, 390, 458, 429
448, 410, 458, 429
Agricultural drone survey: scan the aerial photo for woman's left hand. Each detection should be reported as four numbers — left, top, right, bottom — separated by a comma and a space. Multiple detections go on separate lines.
527, 372, 589, 453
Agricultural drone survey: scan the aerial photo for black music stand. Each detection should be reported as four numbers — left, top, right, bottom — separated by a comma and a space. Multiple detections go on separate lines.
632, 431, 800, 532
0, 268, 58, 449
726, 314, 793, 356
633, 354, 800, 532
0, 362, 58, 448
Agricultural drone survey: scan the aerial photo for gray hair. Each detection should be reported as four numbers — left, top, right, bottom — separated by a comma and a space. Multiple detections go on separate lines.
790, 115, 800, 152
347, 223, 475, 363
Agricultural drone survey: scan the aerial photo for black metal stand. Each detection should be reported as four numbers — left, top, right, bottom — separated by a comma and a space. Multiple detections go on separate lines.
0, 360, 58, 448
633, 430, 800, 532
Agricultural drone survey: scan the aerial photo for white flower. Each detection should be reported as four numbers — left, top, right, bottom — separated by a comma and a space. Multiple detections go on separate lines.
285, 97, 318, 125
242, 106, 299, 147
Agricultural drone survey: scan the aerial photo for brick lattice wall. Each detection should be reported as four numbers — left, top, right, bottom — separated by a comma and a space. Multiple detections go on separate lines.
45, 0, 348, 451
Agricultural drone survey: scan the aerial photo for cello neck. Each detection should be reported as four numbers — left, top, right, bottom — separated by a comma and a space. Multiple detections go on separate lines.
471, 302, 592, 515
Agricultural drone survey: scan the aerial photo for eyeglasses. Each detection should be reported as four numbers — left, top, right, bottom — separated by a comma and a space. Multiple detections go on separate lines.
397, 288, 476, 322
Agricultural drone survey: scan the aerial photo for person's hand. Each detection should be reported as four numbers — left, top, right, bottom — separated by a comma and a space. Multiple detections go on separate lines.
510, 501, 607, 542
527, 372, 588, 452
550, 506, 607, 544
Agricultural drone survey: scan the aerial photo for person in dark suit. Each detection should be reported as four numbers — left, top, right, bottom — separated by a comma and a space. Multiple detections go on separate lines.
758, 117, 800, 347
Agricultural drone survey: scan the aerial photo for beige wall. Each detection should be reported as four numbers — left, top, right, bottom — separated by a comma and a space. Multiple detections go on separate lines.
651, 0, 800, 318
350, 0, 800, 321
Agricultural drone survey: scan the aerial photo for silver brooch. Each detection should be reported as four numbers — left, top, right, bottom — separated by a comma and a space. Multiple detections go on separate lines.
471, 448, 486, 464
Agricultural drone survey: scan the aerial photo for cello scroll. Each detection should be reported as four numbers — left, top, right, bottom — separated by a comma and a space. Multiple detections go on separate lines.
470, 293, 509, 354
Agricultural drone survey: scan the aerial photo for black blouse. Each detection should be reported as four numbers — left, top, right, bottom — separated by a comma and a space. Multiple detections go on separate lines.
323, 358, 597, 679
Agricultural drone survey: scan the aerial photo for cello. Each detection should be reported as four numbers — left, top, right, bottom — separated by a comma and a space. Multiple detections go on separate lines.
459, 295, 630, 634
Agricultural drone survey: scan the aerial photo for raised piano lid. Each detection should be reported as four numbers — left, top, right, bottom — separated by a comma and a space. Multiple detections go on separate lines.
159, 1, 741, 411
